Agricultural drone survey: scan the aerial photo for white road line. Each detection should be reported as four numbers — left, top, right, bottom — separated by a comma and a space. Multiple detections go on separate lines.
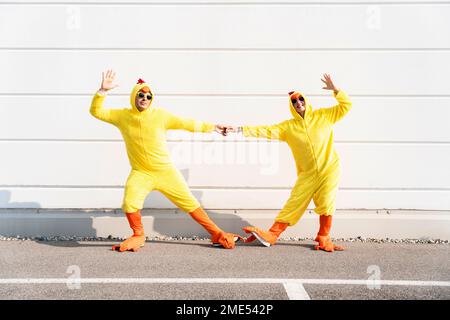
0, 278, 449, 287
2, 278, 449, 301
283, 282, 311, 300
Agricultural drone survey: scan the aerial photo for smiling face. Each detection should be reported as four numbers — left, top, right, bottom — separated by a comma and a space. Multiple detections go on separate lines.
134, 87, 153, 112
291, 95, 306, 114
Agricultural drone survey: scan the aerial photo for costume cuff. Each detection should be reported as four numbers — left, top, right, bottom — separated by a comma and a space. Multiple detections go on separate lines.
97, 89, 108, 96
334, 89, 345, 98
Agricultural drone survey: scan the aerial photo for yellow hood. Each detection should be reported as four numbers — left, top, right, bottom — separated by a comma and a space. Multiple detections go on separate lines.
288, 91, 312, 120
130, 79, 153, 112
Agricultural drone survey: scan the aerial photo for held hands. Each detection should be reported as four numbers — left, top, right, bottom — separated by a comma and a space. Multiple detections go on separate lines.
224, 126, 240, 134
214, 125, 241, 136
214, 124, 228, 136
321, 73, 339, 94
101, 69, 119, 91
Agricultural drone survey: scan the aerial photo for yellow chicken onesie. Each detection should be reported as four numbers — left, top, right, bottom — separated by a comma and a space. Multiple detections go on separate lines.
241, 85, 352, 252
90, 76, 240, 252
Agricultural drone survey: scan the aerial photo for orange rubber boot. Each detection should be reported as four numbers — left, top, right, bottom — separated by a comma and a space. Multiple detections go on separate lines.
112, 210, 146, 252
243, 221, 288, 247
189, 207, 242, 249
314, 215, 344, 252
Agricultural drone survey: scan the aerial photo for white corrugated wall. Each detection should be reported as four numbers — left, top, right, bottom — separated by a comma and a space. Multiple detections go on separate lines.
0, 0, 449, 212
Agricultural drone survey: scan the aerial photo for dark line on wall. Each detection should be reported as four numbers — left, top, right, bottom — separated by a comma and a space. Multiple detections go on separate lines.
1, 48, 450, 52
0, 139, 450, 145
1, 185, 450, 191
1, 93, 450, 98
1, 1, 450, 6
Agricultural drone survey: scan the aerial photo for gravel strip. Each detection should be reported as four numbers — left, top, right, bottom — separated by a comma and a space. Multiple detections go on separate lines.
0, 235, 448, 244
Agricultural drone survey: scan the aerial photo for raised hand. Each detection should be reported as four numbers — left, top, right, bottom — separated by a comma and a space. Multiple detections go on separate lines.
321, 73, 339, 93
101, 69, 119, 91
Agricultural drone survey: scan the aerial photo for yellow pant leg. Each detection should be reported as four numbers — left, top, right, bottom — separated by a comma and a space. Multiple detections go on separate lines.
313, 167, 341, 216
155, 167, 200, 213
275, 174, 317, 226
122, 170, 156, 213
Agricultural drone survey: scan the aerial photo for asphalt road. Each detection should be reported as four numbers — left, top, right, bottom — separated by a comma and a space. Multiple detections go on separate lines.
0, 239, 449, 300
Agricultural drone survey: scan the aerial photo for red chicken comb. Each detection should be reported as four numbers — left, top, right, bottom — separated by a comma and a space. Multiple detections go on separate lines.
137, 78, 146, 84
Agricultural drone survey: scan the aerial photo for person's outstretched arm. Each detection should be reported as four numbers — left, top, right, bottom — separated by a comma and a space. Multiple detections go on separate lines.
318, 73, 352, 124
90, 69, 122, 126
164, 111, 228, 136
225, 122, 288, 141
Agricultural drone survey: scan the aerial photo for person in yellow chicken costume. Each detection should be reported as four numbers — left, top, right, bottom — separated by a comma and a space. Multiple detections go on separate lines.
226, 74, 351, 252
90, 70, 242, 252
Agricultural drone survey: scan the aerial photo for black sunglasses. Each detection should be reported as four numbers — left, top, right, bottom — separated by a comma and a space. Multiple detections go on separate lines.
138, 92, 152, 100
291, 96, 305, 104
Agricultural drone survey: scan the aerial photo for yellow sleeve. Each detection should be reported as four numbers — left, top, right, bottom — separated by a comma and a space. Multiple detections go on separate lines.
164, 110, 215, 133
89, 92, 122, 126
242, 121, 287, 141
319, 90, 352, 124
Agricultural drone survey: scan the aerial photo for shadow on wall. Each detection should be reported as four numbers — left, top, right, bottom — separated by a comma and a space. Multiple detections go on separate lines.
149, 169, 253, 238
0, 189, 97, 247
10, 169, 252, 249
0, 189, 41, 208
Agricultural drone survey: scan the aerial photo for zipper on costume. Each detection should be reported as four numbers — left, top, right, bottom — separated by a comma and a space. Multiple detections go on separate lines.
303, 116, 320, 175
138, 115, 150, 167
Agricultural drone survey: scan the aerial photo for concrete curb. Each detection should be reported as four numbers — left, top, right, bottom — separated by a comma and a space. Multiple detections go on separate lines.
0, 209, 449, 240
